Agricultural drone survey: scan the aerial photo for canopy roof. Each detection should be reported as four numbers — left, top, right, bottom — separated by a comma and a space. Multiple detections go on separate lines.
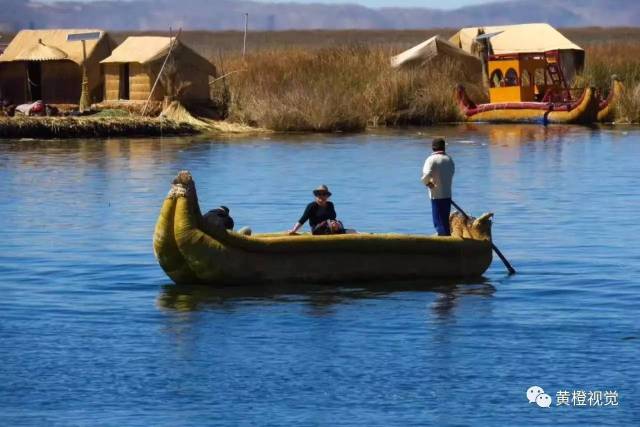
450, 23, 583, 55
391, 35, 482, 69
0, 29, 106, 64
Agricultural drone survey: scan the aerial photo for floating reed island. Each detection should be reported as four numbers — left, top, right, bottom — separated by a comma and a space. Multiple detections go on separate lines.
0, 101, 263, 139
0, 115, 196, 139
1, 27, 639, 138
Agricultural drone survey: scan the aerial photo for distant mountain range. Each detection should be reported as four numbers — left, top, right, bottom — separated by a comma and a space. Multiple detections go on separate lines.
1, 0, 640, 32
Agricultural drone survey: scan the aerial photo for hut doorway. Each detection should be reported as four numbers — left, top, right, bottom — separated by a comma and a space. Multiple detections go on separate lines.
119, 63, 130, 100
26, 62, 42, 101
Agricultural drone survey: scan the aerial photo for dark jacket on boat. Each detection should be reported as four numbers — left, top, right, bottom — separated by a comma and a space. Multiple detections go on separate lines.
298, 201, 336, 229
203, 207, 234, 230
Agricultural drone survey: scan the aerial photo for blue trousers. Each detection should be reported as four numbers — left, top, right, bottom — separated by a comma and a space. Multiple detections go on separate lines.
431, 198, 452, 236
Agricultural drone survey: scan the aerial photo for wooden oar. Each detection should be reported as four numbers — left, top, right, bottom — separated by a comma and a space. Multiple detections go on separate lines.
451, 200, 516, 275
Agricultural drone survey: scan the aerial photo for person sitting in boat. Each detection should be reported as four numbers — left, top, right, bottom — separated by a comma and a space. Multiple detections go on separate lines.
288, 185, 345, 235
203, 205, 234, 230
202, 205, 252, 236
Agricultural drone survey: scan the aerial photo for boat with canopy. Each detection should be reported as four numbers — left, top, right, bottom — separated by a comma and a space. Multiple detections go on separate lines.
450, 23, 622, 123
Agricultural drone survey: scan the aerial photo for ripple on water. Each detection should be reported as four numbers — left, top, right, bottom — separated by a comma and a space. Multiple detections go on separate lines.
1, 127, 639, 425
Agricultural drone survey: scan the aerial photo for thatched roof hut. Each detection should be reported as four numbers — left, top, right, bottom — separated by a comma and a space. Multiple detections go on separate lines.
0, 29, 114, 105
100, 37, 216, 103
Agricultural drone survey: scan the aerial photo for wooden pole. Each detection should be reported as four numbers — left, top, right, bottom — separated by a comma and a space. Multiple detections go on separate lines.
208, 69, 244, 86
243, 13, 248, 58
141, 28, 182, 116
78, 40, 90, 112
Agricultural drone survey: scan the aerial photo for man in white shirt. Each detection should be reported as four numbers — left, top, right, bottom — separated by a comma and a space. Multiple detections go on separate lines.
421, 138, 455, 236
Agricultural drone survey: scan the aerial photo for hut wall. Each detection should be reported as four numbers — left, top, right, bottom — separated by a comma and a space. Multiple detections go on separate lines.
0, 62, 27, 104
86, 60, 104, 103
144, 48, 215, 104
86, 35, 115, 103
174, 49, 212, 102
41, 61, 81, 104
179, 67, 210, 102
103, 63, 120, 101
129, 63, 162, 101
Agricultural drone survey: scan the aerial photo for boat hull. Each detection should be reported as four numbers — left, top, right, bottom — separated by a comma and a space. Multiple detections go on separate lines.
456, 86, 601, 124
154, 187, 493, 286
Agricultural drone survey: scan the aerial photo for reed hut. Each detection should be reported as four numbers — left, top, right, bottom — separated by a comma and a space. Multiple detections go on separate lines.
100, 37, 216, 104
0, 29, 113, 104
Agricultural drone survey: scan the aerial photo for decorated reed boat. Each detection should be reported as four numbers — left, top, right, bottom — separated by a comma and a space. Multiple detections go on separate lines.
153, 172, 494, 286
456, 77, 622, 124
449, 24, 622, 124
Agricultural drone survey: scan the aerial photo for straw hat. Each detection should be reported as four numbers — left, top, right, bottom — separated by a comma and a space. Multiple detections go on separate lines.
312, 184, 332, 197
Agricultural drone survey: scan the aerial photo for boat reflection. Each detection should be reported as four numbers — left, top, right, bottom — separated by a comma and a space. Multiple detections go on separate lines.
156, 279, 496, 317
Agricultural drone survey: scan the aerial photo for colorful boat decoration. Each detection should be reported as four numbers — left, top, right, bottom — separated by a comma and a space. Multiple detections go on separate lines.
154, 172, 494, 286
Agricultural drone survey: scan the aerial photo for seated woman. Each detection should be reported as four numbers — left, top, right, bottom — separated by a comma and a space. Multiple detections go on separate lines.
289, 185, 345, 235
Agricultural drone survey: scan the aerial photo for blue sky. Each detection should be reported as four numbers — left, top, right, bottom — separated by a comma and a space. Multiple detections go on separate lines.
40, 0, 498, 9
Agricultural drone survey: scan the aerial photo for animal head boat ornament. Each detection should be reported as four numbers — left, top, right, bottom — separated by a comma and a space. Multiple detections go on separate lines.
450, 211, 493, 241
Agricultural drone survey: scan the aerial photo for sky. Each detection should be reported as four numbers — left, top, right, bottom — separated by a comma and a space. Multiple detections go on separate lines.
256, 0, 495, 8
37, 0, 498, 9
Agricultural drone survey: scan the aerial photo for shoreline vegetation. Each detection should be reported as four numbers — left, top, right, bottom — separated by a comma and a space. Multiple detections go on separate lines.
1, 27, 639, 137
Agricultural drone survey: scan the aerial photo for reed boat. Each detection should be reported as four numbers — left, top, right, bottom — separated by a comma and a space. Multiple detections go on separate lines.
448, 24, 623, 124
456, 78, 622, 124
153, 172, 494, 286
456, 84, 599, 124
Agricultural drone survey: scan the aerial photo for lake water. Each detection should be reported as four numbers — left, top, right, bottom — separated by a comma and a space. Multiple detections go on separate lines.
0, 124, 638, 426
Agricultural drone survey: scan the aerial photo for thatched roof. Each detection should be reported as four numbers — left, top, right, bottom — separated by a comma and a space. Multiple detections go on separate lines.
450, 23, 583, 55
16, 39, 68, 61
101, 37, 215, 74
101, 37, 177, 65
0, 29, 107, 64
391, 35, 481, 70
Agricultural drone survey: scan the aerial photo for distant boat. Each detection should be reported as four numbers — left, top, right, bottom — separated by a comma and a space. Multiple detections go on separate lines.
153, 172, 494, 286
456, 84, 600, 124
450, 23, 622, 124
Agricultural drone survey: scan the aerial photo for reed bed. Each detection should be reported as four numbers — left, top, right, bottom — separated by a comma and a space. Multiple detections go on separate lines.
578, 41, 640, 123
217, 46, 484, 132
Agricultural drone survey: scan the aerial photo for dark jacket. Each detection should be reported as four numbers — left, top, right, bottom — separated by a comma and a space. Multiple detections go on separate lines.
298, 201, 336, 228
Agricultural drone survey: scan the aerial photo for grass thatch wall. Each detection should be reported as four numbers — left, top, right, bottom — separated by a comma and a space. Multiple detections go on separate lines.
103, 49, 213, 103
104, 63, 120, 100
130, 63, 160, 101
41, 61, 81, 104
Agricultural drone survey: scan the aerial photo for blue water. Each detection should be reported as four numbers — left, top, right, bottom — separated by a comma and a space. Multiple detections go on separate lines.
0, 124, 638, 426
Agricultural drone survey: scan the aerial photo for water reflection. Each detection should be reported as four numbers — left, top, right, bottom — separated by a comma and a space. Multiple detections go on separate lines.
157, 279, 496, 318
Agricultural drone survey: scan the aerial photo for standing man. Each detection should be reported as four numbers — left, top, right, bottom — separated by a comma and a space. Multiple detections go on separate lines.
421, 138, 455, 236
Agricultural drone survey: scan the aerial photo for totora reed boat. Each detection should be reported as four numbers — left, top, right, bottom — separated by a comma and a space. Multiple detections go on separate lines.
456, 78, 623, 124
153, 172, 494, 286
